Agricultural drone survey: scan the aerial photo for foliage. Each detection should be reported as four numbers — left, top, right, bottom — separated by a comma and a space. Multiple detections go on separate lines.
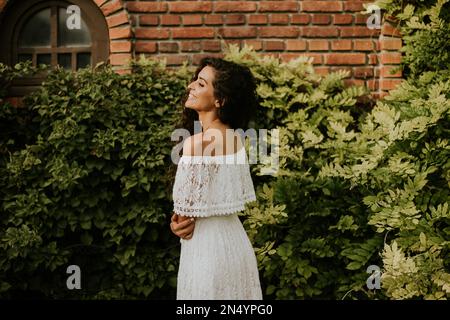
0, 59, 189, 298
224, 45, 385, 299
371, 0, 450, 77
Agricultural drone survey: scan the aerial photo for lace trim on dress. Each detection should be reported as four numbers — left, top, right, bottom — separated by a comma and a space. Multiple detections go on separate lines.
172, 147, 257, 217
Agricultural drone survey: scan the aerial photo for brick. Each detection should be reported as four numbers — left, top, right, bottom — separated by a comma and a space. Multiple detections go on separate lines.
259, 1, 299, 12
101, 0, 122, 16
224, 14, 246, 25
353, 67, 374, 79
135, 41, 157, 53
367, 79, 379, 91
193, 53, 224, 65
380, 79, 403, 90
269, 14, 290, 25
264, 41, 285, 51
110, 41, 132, 53
215, 2, 257, 13
312, 14, 331, 25
368, 54, 378, 65
183, 15, 203, 25
333, 14, 353, 25
249, 15, 268, 25
308, 40, 329, 51
159, 42, 179, 53
181, 41, 202, 52
353, 40, 375, 51
218, 27, 257, 38
355, 13, 368, 25
130, 15, 137, 27
286, 40, 307, 51
93, 0, 108, 7
380, 66, 402, 78
106, 12, 129, 28
343, 1, 366, 12
139, 15, 159, 26
291, 14, 310, 25
374, 68, 381, 77
168, 1, 212, 13
109, 53, 132, 66
315, 67, 330, 76
109, 27, 132, 40
380, 38, 403, 50
325, 53, 366, 65
302, 1, 343, 12
344, 79, 365, 87
135, 28, 170, 39
382, 23, 402, 37
205, 15, 224, 25
243, 40, 263, 51
127, 2, 167, 13
259, 26, 299, 38
202, 40, 222, 52
303, 27, 338, 38
331, 40, 352, 51
172, 27, 215, 39
340, 26, 380, 37
380, 52, 402, 64
161, 15, 181, 26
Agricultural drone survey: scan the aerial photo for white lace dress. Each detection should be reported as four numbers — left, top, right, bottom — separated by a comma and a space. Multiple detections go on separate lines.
172, 146, 263, 300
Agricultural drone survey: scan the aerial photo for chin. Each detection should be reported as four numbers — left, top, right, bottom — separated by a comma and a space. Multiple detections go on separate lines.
184, 102, 199, 111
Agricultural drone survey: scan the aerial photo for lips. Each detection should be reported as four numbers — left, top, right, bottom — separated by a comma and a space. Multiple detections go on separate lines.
188, 93, 196, 99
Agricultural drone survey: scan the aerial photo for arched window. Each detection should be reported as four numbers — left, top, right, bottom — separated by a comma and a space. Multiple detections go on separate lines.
0, 0, 109, 94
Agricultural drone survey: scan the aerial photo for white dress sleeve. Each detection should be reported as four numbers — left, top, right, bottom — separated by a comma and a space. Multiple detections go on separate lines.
172, 147, 256, 217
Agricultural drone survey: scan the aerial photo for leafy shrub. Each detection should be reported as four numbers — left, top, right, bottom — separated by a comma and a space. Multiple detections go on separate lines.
0, 59, 190, 298
226, 46, 385, 299
373, 0, 450, 77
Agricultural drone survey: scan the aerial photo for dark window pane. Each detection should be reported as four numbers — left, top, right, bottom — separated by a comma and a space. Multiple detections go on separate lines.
58, 53, 72, 70
18, 54, 33, 63
58, 7, 91, 47
37, 54, 51, 65
77, 52, 91, 69
18, 8, 51, 48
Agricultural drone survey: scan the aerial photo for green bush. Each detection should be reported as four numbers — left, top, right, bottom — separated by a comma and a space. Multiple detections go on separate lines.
227, 46, 385, 299
0, 59, 190, 298
372, 0, 450, 77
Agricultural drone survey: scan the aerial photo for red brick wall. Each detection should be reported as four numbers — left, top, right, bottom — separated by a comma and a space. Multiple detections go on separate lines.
0, 0, 404, 98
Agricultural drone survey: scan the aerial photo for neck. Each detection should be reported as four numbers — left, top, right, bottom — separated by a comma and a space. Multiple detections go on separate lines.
198, 112, 220, 132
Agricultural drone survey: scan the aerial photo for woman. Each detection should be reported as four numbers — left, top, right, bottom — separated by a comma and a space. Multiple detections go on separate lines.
170, 57, 262, 300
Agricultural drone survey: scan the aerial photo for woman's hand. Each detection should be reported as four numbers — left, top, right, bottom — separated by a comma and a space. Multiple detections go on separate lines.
170, 213, 195, 240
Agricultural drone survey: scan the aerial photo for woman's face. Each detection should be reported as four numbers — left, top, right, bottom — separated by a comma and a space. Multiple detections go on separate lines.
185, 66, 220, 111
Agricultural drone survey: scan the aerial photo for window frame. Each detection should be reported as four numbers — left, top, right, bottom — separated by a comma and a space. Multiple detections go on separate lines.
0, 0, 110, 95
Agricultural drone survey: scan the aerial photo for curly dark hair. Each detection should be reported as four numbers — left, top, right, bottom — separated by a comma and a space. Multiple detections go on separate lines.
179, 57, 258, 134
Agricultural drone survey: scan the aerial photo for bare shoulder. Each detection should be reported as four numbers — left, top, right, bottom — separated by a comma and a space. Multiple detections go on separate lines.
182, 128, 242, 156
